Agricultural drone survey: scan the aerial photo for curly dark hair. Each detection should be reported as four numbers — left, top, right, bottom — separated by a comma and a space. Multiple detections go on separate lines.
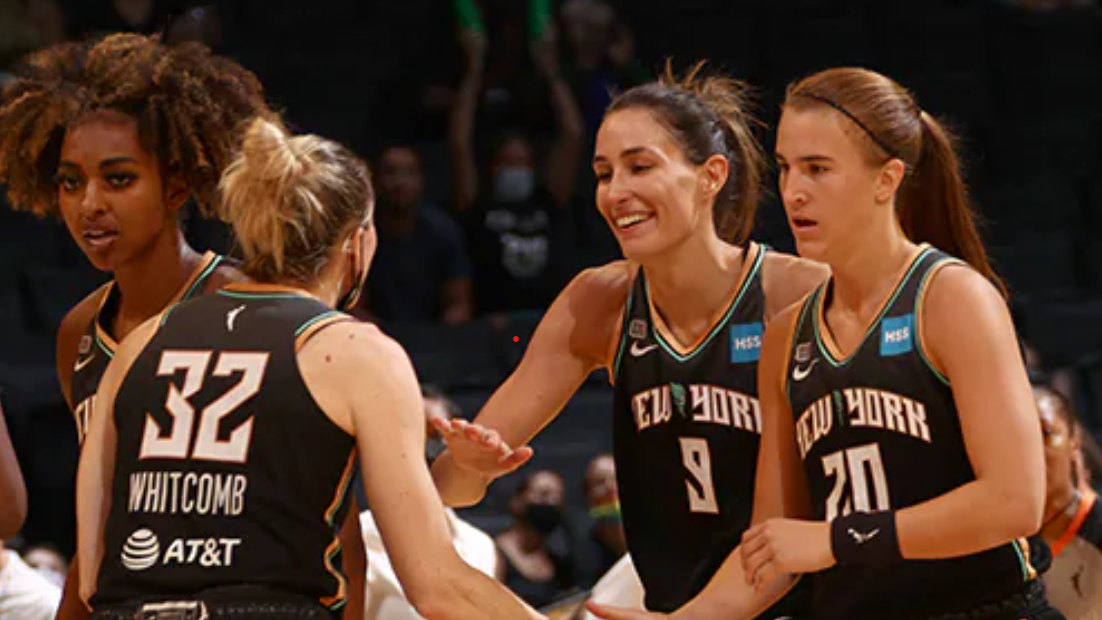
0, 33, 274, 218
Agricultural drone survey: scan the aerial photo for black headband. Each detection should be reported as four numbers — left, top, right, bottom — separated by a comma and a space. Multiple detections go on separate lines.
797, 92, 901, 160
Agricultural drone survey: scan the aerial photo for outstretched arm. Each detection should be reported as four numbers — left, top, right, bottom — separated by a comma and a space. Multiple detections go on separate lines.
449, 29, 486, 214
432, 265, 628, 507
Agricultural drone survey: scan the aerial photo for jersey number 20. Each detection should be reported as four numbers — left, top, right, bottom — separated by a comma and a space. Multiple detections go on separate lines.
822, 443, 890, 520
139, 350, 269, 464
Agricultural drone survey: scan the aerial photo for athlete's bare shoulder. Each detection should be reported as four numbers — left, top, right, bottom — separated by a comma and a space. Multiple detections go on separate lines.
568, 260, 635, 303
297, 318, 416, 434
760, 249, 829, 322
553, 260, 637, 368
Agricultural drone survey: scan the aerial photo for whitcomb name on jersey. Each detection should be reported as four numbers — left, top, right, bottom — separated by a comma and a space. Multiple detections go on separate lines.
129, 471, 247, 516
632, 383, 761, 434
122, 528, 241, 571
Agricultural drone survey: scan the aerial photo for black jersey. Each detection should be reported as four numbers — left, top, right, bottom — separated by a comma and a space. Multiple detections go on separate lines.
611, 243, 806, 616
787, 246, 1042, 620
71, 252, 225, 442
92, 288, 357, 616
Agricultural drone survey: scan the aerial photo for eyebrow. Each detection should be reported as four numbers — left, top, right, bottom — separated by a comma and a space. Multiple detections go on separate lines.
58, 157, 139, 170
775, 154, 834, 164
592, 146, 651, 166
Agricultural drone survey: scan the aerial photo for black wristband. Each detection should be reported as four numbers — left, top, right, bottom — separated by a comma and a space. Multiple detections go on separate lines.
830, 511, 903, 567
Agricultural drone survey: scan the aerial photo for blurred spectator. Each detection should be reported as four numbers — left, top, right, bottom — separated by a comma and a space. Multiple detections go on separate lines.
361, 386, 499, 620
449, 27, 584, 315
362, 145, 473, 324
0, 542, 60, 620
577, 454, 626, 588
21, 544, 66, 589
496, 470, 576, 608
1035, 384, 1102, 620
0, 0, 67, 71
559, 0, 649, 139
164, 4, 222, 48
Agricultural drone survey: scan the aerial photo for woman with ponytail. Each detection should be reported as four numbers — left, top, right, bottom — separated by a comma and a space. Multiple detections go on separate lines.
431, 62, 826, 617
590, 67, 1061, 620
75, 118, 545, 620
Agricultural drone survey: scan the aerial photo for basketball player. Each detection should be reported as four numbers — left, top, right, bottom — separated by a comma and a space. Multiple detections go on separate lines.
1035, 384, 1102, 619
589, 67, 1061, 620
432, 63, 827, 616
76, 118, 543, 620
0, 34, 364, 620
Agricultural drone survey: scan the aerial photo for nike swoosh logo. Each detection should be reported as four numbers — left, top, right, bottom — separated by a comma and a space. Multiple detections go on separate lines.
849, 527, 880, 544
792, 359, 818, 381
74, 354, 96, 373
226, 305, 246, 332
630, 342, 658, 357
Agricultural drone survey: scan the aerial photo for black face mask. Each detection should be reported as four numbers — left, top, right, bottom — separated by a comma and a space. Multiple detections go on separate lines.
523, 503, 563, 534
336, 233, 370, 312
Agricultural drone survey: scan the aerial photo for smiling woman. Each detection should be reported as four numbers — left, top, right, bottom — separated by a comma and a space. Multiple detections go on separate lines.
431, 61, 827, 616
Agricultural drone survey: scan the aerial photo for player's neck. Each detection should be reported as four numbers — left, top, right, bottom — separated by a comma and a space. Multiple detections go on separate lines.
644, 233, 743, 331
112, 231, 202, 324
828, 222, 917, 321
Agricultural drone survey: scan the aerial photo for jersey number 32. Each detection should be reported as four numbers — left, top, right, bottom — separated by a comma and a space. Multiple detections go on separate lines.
139, 350, 270, 464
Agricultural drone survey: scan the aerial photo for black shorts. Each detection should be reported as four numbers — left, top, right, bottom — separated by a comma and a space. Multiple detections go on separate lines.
91, 587, 335, 620
925, 579, 1065, 620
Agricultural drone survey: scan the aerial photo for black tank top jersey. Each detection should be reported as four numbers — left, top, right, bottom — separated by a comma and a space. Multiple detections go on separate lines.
612, 243, 807, 616
93, 289, 357, 616
71, 252, 225, 442
786, 246, 1042, 620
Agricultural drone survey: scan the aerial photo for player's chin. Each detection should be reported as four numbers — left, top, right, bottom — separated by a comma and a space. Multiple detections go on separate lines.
792, 237, 828, 262
616, 235, 669, 264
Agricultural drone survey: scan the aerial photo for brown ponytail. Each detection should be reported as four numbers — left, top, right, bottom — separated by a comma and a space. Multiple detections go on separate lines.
898, 113, 1005, 297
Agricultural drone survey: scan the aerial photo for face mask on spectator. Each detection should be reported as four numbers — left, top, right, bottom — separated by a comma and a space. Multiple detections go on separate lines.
523, 503, 563, 534
494, 167, 535, 203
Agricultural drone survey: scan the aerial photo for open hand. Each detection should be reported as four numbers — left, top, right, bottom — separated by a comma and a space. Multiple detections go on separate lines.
432, 417, 533, 480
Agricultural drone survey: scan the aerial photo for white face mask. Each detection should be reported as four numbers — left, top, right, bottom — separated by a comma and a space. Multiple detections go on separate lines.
494, 167, 535, 203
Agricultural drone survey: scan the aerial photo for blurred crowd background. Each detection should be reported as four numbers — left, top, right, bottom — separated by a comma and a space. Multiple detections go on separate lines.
1, 0, 1102, 614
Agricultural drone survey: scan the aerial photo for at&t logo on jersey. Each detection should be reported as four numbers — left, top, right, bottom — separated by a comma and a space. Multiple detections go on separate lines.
121, 528, 242, 571
122, 528, 160, 571
880, 314, 914, 357
729, 322, 763, 363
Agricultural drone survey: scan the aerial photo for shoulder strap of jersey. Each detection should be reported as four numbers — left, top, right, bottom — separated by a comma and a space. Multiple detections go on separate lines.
178, 252, 224, 302
785, 283, 826, 403
295, 309, 356, 352
611, 269, 647, 382
909, 246, 968, 385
